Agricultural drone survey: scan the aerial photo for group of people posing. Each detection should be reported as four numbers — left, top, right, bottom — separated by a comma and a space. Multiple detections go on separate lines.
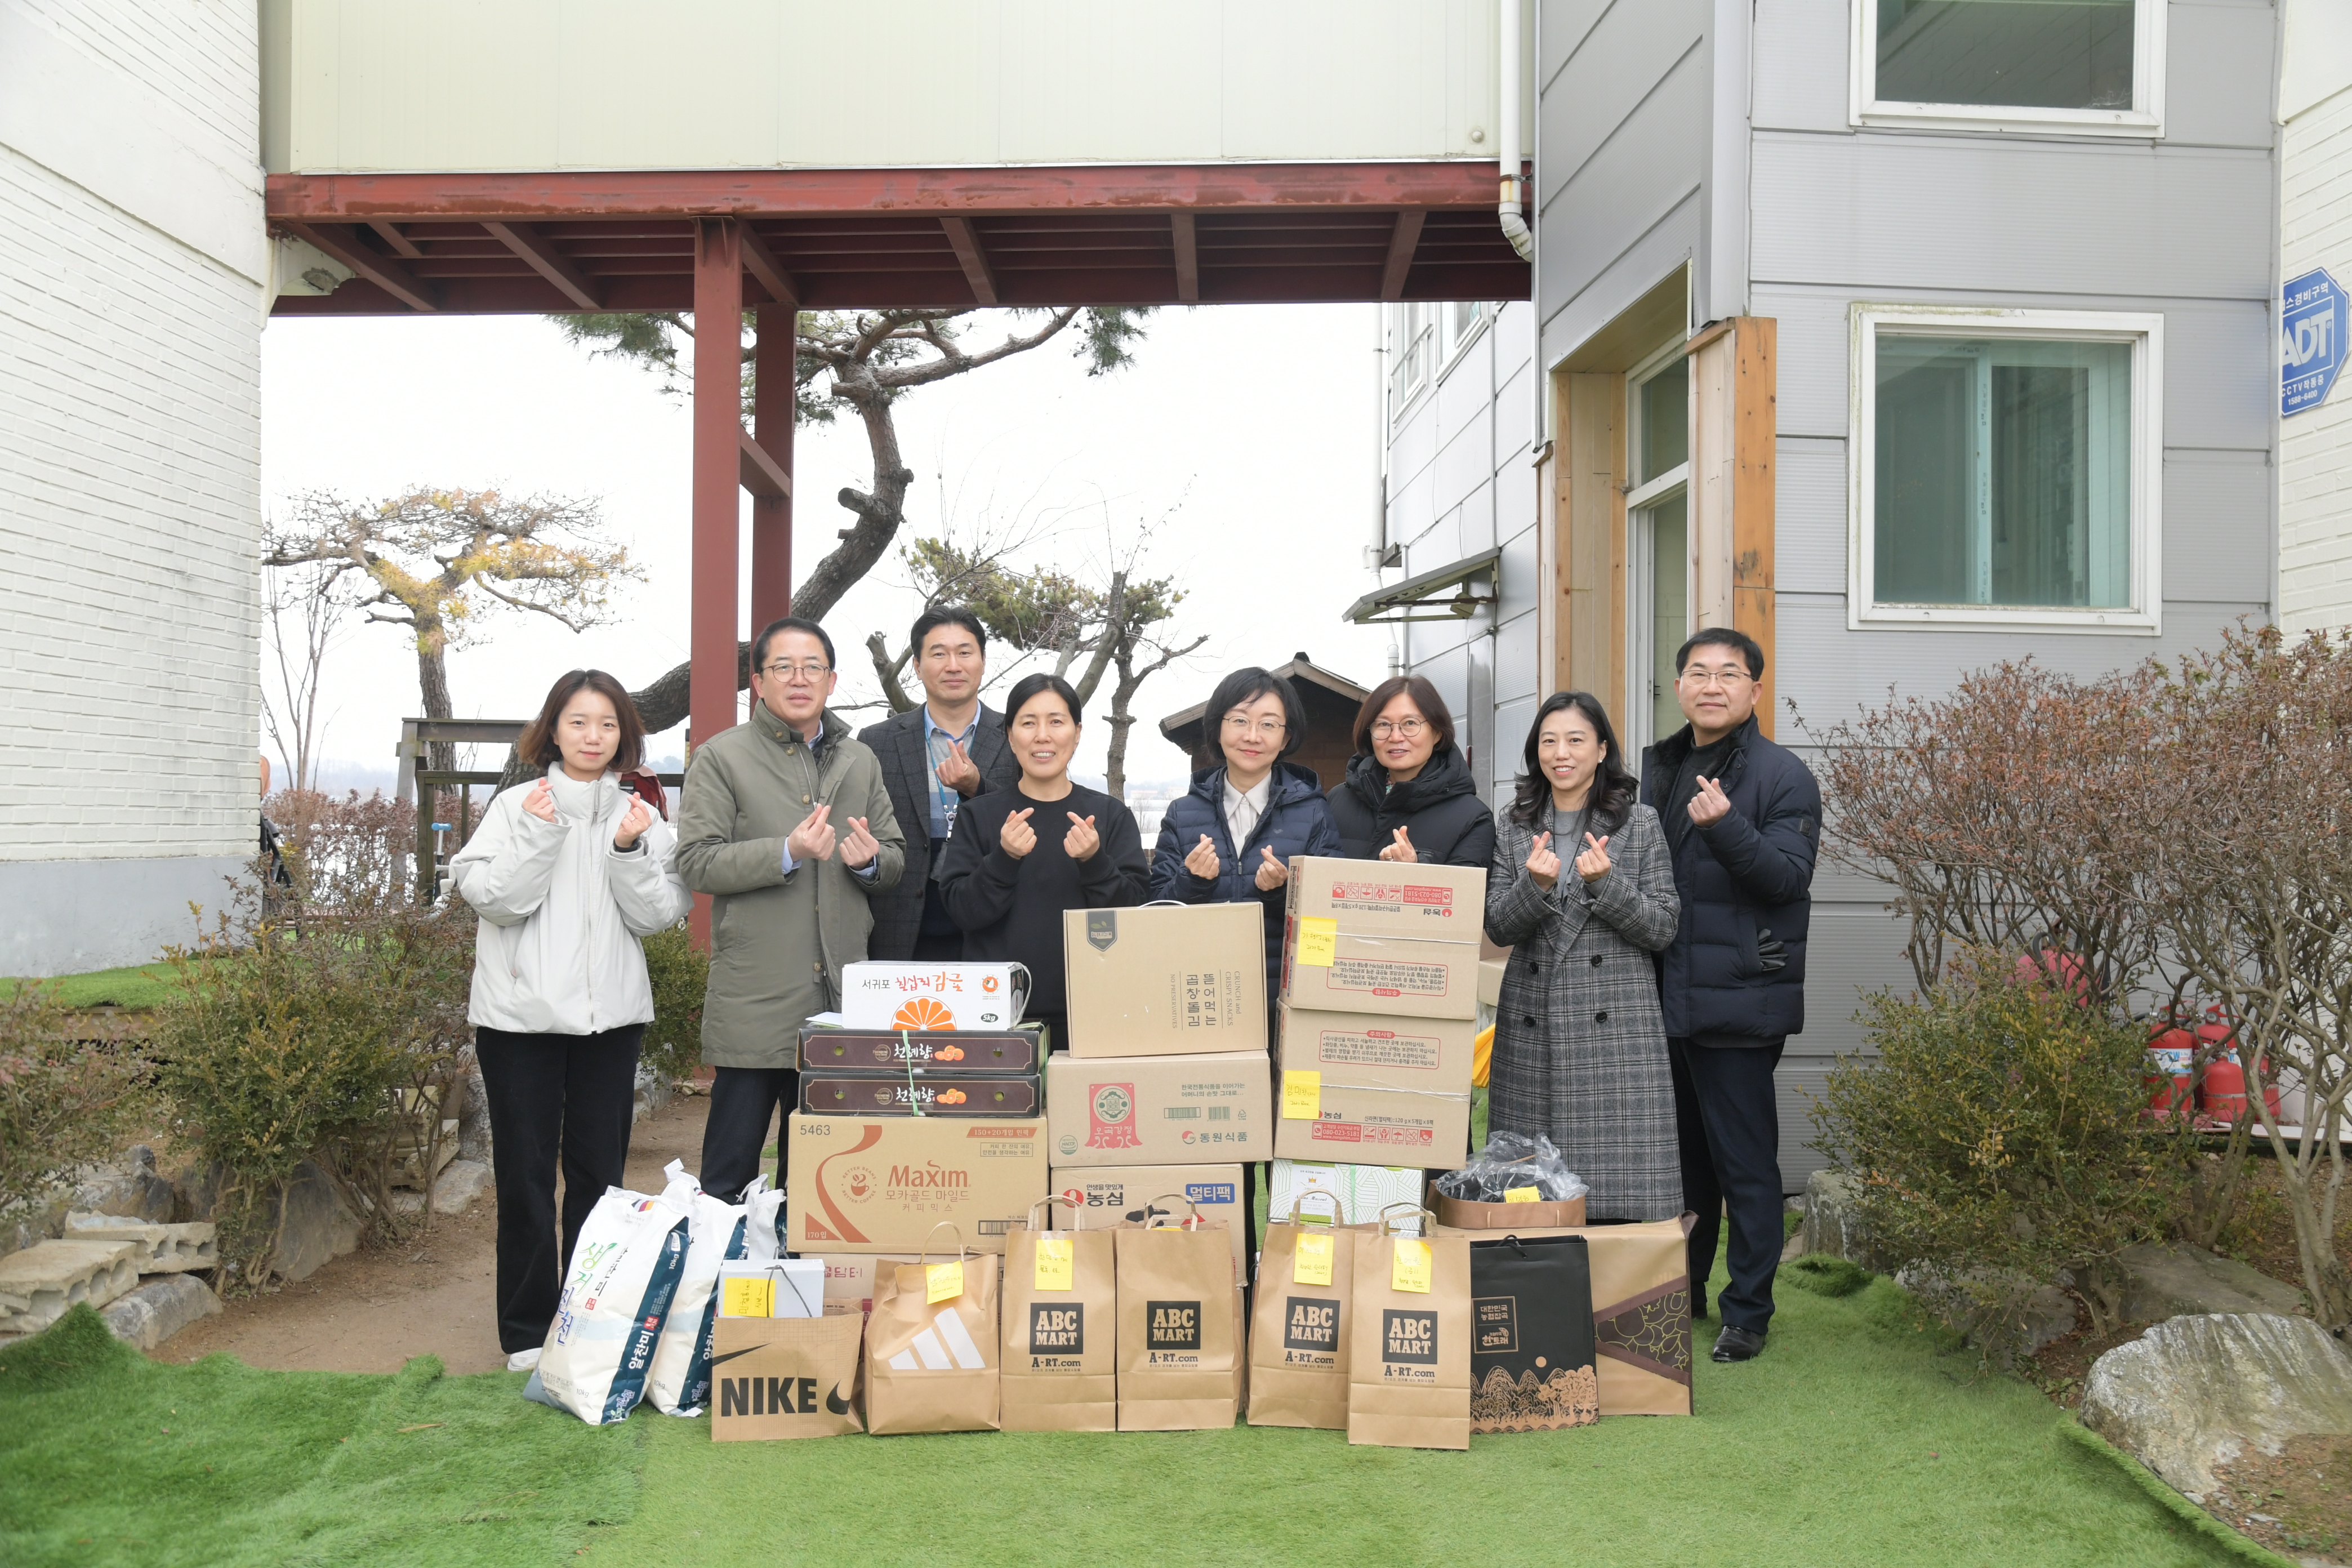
450, 608, 1818, 1374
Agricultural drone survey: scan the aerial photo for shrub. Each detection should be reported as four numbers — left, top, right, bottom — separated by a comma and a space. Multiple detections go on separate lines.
0, 985, 145, 1220
1810, 950, 2184, 1340
640, 923, 708, 1084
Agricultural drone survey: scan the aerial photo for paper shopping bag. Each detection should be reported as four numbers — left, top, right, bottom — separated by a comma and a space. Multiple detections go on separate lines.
1469, 1234, 1597, 1433
1578, 1214, 1696, 1416
1001, 1199, 1119, 1433
1247, 1190, 1363, 1430
709, 1307, 866, 1441
865, 1224, 1002, 1435
1115, 1193, 1240, 1431
1347, 1209, 1472, 1450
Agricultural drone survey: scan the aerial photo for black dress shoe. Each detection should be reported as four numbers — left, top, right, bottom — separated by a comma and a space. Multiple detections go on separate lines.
1711, 1325, 1766, 1362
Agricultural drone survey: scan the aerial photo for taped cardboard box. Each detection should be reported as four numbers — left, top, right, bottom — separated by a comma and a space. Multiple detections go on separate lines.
809, 1253, 921, 1317
798, 1074, 1042, 1117
1280, 925, 1481, 1021
1276, 1002, 1475, 1096
1268, 1160, 1427, 1228
1050, 1164, 1248, 1284
1045, 1051, 1270, 1168
800, 1026, 1042, 1074
1285, 856, 1487, 941
1062, 904, 1266, 1057
785, 1115, 1048, 1255
1273, 1079, 1471, 1169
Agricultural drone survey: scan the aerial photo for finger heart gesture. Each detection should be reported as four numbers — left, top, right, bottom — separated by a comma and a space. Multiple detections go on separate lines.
1063, 812, 1100, 862
1575, 832, 1612, 884
1526, 831, 1560, 889
1183, 834, 1220, 881
1000, 807, 1038, 859
1378, 826, 1417, 863
1689, 776, 1732, 827
1254, 845, 1288, 891
613, 796, 653, 849
522, 780, 558, 823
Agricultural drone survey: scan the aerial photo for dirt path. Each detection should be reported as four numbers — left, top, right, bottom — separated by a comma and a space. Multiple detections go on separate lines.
157, 1092, 714, 1375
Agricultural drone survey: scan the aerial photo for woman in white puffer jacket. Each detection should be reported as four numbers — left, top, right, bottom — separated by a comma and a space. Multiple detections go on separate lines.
449, 669, 692, 1373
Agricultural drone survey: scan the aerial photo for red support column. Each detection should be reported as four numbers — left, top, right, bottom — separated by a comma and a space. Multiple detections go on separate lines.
689, 218, 743, 947
750, 304, 794, 630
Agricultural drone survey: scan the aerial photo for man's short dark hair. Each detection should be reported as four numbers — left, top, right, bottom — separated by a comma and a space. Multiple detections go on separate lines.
911, 606, 987, 658
1674, 627, 1765, 680
752, 616, 836, 674
1206, 666, 1307, 761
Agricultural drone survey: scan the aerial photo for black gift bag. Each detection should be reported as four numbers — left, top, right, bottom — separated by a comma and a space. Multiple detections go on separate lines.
1467, 1234, 1598, 1433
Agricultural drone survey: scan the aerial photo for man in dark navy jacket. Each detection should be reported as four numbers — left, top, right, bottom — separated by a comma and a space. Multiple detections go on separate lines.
1641, 627, 1820, 1364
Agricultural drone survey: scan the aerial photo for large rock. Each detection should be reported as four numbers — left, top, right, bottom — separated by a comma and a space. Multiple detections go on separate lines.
456, 1068, 493, 1164
72, 1144, 177, 1224
101, 1275, 221, 1352
633, 1064, 673, 1124
182, 1159, 362, 1284
391, 1157, 492, 1218
1800, 1170, 1878, 1269
2081, 1313, 2352, 1499
1895, 1263, 2079, 1361
2119, 1242, 2308, 1323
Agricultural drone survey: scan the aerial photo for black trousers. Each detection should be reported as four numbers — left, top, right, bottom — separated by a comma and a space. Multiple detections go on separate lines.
475, 1023, 643, 1355
702, 1065, 799, 1205
1669, 1035, 1787, 1336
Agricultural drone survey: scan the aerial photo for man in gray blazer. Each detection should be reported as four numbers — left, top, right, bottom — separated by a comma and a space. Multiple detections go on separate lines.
857, 606, 1021, 960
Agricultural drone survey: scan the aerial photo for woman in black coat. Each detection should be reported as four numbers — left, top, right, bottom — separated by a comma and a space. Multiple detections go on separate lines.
1328, 674, 1497, 870
938, 673, 1150, 1054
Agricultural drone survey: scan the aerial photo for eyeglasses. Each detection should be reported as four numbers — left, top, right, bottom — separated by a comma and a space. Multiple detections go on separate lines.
1679, 667, 1753, 691
1221, 715, 1287, 738
1370, 719, 1428, 740
762, 660, 831, 681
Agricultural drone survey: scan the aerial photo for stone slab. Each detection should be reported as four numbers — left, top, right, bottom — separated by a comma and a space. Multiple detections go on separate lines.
0, 1239, 141, 1333
430, 1158, 490, 1215
2120, 1241, 2309, 1324
1799, 1169, 1877, 1269
64, 1213, 217, 1273
100, 1274, 221, 1352
2081, 1313, 2352, 1498
1896, 1263, 2079, 1362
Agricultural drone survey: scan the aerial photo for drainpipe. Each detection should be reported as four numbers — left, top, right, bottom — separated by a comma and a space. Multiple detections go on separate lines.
1498, 0, 1532, 261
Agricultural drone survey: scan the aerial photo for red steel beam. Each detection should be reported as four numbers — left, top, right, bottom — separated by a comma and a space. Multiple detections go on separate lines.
740, 225, 800, 305
1378, 210, 1426, 303
367, 219, 424, 257
279, 221, 439, 311
481, 220, 604, 309
937, 216, 997, 306
737, 427, 790, 498
749, 305, 794, 631
1170, 211, 1199, 303
265, 161, 1507, 221
690, 215, 743, 789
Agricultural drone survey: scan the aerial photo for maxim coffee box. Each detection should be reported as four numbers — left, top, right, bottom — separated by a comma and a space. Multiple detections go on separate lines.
1050, 1164, 1247, 1284
1280, 927, 1481, 1021
785, 1114, 1049, 1255
798, 1074, 1043, 1117
1276, 1002, 1476, 1096
1045, 1050, 1271, 1166
1284, 856, 1487, 941
1272, 1080, 1471, 1168
1062, 904, 1266, 1057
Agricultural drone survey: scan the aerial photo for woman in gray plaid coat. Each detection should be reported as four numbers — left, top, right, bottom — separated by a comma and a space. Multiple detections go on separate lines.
1484, 692, 1683, 1222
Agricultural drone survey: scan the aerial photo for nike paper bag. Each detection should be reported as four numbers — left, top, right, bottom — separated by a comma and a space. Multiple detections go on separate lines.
709, 1308, 866, 1440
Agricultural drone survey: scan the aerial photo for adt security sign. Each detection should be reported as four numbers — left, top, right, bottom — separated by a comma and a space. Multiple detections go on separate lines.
2283, 267, 2347, 416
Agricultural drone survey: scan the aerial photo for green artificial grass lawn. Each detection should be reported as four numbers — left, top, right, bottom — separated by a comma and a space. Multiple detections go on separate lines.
1, 1244, 2261, 1568
0, 963, 180, 1010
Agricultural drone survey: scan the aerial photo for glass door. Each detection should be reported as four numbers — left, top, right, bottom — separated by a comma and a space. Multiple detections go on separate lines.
1625, 345, 1691, 757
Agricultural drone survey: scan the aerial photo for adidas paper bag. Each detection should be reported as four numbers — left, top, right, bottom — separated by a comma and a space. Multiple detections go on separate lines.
865, 1226, 1002, 1435
1114, 1194, 1240, 1431
709, 1308, 866, 1440
1346, 1209, 1471, 1450
1001, 1199, 1119, 1433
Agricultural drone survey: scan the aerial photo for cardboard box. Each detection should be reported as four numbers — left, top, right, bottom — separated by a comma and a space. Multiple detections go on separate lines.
1280, 925, 1482, 1021
798, 1074, 1042, 1117
1050, 1164, 1248, 1285
1045, 1051, 1271, 1166
800, 1026, 1042, 1073
1273, 1080, 1471, 1168
1062, 904, 1266, 1057
1276, 1002, 1476, 1096
1268, 1159, 1427, 1229
1285, 856, 1487, 941
839, 961, 1028, 1030
716, 1258, 825, 1316
786, 1114, 1049, 1255
808, 1253, 921, 1318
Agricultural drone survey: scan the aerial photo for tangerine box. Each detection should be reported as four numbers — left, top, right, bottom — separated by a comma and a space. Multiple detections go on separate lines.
785, 1113, 1049, 1255
800, 1026, 1041, 1074
838, 961, 1029, 1031
798, 1073, 1042, 1117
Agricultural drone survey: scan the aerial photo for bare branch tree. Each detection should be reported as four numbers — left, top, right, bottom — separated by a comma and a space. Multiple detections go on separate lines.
260, 559, 354, 794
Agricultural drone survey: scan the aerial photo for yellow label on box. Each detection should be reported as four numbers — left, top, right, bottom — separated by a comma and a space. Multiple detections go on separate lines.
719, 1276, 773, 1317
1033, 1238, 1073, 1292
1294, 916, 1338, 968
1503, 1185, 1542, 1204
1280, 1070, 1321, 1120
1391, 1237, 1432, 1294
1293, 1231, 1335, 1286
926, 1260, 965, 1304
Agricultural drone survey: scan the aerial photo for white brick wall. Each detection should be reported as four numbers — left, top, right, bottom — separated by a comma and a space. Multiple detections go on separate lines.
0, 0, 262, 863
2283, 80, 2352, 635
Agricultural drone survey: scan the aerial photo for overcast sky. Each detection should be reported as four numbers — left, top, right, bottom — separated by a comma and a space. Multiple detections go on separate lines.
262, 303, 1397, 797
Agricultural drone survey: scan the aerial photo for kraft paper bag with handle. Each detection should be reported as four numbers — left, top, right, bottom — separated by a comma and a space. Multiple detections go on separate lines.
709, 1307, 866, 1441
1582, 1214, 1696, 1417
1246, 1189, 1365, 1430
1001, 1197, 1119, 1433
865, 1223, 1003, 1435
1114, 1193, 1240, 1431
1347, 1207, 1472, 1450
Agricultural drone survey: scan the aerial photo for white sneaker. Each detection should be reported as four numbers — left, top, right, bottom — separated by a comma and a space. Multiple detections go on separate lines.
506, 1347, 542, 1373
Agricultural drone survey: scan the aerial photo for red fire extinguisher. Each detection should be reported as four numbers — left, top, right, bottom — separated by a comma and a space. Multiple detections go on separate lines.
2194, 1005, 2283, 1125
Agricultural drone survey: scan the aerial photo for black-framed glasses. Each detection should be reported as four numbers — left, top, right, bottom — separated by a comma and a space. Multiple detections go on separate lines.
763, 660, 831, 681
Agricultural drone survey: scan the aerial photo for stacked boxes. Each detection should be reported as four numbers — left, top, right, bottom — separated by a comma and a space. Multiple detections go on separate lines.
1275, 857, 1484, 1170
1050, 905, 1273, 1284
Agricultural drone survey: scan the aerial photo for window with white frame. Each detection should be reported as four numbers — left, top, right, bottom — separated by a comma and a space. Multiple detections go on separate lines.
1852, 0, 2164, 137
1626, 342, 1692, 751
1849, 306, 2162, 632
1391, 302, 1435, 417
1440, 300, 1490, 367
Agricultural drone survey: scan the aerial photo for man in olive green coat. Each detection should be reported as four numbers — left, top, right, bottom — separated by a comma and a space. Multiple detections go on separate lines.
677, 616, 904, 1201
